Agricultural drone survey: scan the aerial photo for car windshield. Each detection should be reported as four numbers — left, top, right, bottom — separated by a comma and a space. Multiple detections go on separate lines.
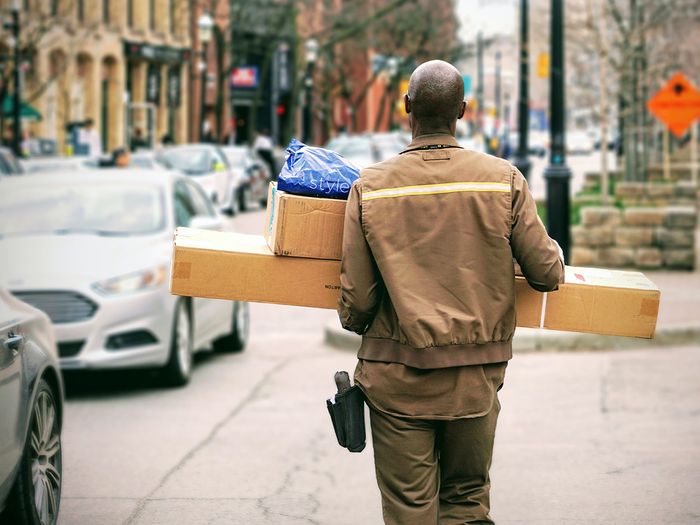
161, 148, 210, 175
224, 148, 248, 165
0, 182, 165, 237
23, 159, 85, 174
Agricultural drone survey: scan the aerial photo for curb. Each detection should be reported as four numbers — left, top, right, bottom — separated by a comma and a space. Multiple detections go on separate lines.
324, 318, 700, 353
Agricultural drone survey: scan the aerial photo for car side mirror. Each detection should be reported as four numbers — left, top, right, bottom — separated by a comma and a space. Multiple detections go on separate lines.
189, 215, 222, 231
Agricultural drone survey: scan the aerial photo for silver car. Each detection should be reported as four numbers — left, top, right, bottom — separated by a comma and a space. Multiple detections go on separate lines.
0, 170, 249, 387
0, 289, 64, 525
159, 144, 235, 213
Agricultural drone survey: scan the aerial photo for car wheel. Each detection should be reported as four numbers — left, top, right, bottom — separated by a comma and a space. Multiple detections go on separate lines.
4, 379, 62, 525
229, 188, 240, 216
238, 186, 248, 212
162, 300, 193, 387
214, 302, 249, 352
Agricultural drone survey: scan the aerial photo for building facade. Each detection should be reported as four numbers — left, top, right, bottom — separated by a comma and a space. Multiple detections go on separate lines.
1, 0, 191, 153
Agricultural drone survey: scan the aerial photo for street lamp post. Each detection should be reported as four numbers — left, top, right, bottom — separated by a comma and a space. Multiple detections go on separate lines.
494, 50, 502, 155
4, 1, 22, 157
476, 31, 484, 138
303, 38, 318, 144
513, 0, 532, 181
544, 0, 572, 262
197, 12, 214, 142
387, 56, 399, 130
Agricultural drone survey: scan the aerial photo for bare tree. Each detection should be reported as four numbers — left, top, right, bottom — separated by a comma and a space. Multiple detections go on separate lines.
566, 0, 700, 182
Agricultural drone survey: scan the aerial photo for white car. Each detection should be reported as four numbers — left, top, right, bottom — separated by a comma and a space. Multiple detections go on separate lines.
567, 131, 594, 155
0, 169, 249, 387
160, 144, 234, 212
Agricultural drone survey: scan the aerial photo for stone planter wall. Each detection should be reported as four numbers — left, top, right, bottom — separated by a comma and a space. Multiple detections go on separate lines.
571, 183, 698, 270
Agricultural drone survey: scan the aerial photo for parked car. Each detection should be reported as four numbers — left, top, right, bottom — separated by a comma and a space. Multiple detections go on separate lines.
159, 144, 234, 212
325, 132, 409, 168
0, 146, 24, 176
0, 170, 249, 387
221, 145, 272, 213
0, 289, 64, 525
567, 131, 594, 155
21, 157, 95, 174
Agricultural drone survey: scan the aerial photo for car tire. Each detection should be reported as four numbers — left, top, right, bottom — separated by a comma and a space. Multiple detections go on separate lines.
161, 300, 193, 387
238, 186, 248, 212
214, 302, 249, 353
231, 188, 241, 216
4, 379, 62, 525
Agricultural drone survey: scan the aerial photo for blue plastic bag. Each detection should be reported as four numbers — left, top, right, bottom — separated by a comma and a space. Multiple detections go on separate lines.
277, 139, 360, 200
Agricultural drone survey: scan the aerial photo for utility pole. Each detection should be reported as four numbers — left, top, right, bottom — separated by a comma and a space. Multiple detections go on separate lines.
476, 31, 484, 138
513, 0, 532, 181
494, 50, 502, 134
544, 0, 572, 262
303, 38, 318, 144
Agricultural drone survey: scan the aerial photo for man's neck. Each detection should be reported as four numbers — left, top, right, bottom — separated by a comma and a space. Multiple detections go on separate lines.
412, 125, 454, 140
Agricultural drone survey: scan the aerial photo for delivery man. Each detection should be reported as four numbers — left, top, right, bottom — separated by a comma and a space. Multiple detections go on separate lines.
338, 60, 564, 524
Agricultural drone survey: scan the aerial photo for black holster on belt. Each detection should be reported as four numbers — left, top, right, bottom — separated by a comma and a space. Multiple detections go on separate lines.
327, 383, 366, 453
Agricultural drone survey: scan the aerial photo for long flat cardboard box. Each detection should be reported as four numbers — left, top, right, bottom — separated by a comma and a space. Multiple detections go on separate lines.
171, 228, 660, 338
264, 182, 346, 260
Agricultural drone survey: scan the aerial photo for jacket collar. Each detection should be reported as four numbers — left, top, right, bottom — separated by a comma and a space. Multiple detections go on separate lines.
401, 133, 461, 154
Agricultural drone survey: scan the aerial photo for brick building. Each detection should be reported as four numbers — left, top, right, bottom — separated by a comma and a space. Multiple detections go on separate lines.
0, 0, 192, 152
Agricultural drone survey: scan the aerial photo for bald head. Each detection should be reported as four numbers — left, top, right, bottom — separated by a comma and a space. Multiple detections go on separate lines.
406, 60, 465, 135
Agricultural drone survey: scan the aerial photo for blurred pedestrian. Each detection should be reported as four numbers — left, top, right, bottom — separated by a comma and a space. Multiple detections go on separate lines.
338, 60, 564, 524
99, 147, 129, 168
130, 128, 149, 151
253, 128, 275, 175
202, 120, 215, 143
80, 118, 102, 157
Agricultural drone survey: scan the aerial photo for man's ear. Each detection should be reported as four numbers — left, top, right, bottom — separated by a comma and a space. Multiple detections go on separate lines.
404, 94, 411, 114
458, 100, 467, 119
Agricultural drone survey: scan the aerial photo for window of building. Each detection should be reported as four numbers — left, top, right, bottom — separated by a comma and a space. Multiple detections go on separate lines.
51, 0, 58, 16
127, 0, 133, 27
150, 0, 156, 31
77, 0, 84, 21
103, 0, 110, 24
169, 0, 175, 35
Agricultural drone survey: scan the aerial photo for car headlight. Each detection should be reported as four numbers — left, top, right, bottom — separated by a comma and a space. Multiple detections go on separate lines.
92, 265, 168, 295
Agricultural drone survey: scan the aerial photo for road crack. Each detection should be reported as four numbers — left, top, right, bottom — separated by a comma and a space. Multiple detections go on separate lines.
124, 357, 292, 524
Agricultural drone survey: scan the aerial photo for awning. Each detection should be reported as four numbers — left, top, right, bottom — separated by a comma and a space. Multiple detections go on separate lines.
2, 95, 43, 121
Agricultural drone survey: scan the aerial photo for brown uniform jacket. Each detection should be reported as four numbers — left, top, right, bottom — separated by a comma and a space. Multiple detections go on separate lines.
338, 133, 564, 369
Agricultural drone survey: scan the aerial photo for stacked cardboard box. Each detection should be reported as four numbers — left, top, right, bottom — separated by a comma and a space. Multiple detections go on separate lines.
264, 183, 345, 260
171, 186, 661, 338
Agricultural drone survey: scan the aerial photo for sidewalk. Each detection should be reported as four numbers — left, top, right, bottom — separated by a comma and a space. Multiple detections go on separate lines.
325, 270, 700, 353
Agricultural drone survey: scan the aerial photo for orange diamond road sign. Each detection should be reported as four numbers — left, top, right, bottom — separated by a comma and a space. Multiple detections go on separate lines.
647, 72, 700, 137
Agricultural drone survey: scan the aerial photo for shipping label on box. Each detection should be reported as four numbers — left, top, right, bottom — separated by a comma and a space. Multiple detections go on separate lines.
264, 182, 346, 260
171, 228, 660, 338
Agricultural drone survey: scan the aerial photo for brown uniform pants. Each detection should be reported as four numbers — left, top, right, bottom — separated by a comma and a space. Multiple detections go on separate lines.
369, 396, 500, 525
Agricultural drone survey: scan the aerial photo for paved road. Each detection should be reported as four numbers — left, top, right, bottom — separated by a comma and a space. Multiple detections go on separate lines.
58, 183, 700, 524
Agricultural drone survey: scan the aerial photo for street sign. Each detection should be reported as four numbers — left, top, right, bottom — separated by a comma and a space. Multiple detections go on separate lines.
647, 72, 700, 138
230, 67, 259, 89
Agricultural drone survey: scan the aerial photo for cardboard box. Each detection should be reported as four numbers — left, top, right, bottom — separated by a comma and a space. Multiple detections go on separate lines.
515, 266, 659, 338
264, 182, 346, 260
171, 228, 660, 338
171, 228, 341, 309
